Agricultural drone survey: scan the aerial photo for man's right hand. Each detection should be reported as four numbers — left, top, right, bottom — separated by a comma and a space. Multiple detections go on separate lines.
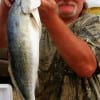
39, 0, 58, 23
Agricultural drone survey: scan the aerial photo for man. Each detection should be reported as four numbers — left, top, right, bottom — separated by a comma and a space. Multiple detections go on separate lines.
1, 0, 100, 100
37, 0, 100, 99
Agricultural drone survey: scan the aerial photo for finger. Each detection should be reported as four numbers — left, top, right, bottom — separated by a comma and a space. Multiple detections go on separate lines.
4, 0, 12, 7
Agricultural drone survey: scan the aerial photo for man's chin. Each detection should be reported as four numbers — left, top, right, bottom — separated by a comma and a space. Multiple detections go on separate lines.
59, 11, 77, 19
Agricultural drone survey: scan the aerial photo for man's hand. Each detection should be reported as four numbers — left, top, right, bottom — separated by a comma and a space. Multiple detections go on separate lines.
39, 0, 58, 22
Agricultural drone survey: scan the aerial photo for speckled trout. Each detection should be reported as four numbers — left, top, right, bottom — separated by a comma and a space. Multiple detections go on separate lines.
7, 0, 41, 100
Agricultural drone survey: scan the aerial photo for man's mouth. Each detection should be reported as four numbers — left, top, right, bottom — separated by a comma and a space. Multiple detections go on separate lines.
57, 1, 77, 16
57, 1, 76, 7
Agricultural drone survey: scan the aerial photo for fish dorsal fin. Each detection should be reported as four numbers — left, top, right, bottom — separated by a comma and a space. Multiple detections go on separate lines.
21, 0, 41, 14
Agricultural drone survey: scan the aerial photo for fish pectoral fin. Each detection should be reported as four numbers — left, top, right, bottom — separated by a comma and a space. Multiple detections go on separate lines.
31, 9, 41, 30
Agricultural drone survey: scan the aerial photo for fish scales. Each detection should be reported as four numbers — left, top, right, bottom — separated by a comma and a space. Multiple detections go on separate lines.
7, 0, 41, 100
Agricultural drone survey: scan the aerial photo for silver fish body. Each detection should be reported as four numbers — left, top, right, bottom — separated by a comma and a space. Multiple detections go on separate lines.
7, 0, 41, 100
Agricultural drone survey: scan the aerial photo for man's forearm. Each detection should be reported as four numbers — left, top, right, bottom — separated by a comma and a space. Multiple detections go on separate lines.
42, 14, 97, 77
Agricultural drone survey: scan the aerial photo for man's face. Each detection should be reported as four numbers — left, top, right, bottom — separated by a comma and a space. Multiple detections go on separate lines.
55, 0, 85, 19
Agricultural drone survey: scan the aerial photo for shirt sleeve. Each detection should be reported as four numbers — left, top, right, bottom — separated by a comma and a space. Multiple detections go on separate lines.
71, 14, 100, 70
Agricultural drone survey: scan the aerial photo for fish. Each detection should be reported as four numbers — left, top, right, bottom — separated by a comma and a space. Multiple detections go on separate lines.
7, 0, 41, 100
